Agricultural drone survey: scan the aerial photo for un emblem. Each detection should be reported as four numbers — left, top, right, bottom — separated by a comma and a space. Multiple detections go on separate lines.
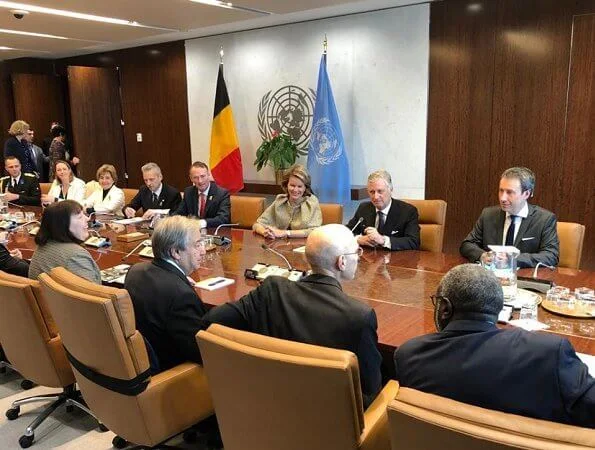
310, 118, 342, 165
258, 85, 315, 152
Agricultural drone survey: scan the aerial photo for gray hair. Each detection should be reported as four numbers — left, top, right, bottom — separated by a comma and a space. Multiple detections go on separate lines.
141, 162, 162, 176
501, 167, 535, 195
438, 264, 503, 316
152, 216, 201, 260
368, 170, 393, 191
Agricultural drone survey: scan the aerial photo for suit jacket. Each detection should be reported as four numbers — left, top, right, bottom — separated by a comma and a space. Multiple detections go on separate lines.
204, 274, 382, 407
126, 183, 182, 214
460, 204, 559, 268
0, 173, 41, 206
29, 144, 48, 182
0, 244, 29, 277
3, 136, 36, 174
346, 199, 420, 251
394, 320, 595, 428
124, 258, 208, 371
174, 181, 231, 229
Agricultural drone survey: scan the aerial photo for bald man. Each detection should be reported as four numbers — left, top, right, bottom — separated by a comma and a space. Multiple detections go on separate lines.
204, 224, 382, 407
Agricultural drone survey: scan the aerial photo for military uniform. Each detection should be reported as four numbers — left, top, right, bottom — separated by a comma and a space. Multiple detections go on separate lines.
0, 173, 41, 206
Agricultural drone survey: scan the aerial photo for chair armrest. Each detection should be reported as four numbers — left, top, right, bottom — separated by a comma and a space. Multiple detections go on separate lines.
359, 380, 399, 450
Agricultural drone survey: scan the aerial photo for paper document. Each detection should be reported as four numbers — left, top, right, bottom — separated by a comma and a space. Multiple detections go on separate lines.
577, 353, 595, 376
112, 217, 147, 225
292, 246, 306, 253
194, 277, 235, 291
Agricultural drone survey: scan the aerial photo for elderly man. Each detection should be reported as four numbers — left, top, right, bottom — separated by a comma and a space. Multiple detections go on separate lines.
394, 264, 595, 427
205, 224, 382, 407
124, 162, 182, 219
460, 167, 559, 268
0, 156, 41, 206
124, 216, 207, 372
346, 170, 420, 251
173, 161, 230, 229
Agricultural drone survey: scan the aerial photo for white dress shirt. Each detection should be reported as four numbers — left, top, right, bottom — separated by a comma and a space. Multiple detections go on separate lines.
502, 203, 529, 245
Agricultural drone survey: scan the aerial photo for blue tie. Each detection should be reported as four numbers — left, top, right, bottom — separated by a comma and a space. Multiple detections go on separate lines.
505, 215, 517, 246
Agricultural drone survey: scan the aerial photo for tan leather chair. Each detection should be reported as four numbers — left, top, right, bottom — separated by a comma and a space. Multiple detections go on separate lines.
39, 182, 51, 195
197, 324, 399, 450
557, 222, 585, 269
85, 180, 101, 199
401, 199, 447, 252
320, 203, 343, 224
0, 271, 102, 448
230, 195, 266, 229
388, 387, 595, 449
122, 188, 139, 208
39, 267, 214, 449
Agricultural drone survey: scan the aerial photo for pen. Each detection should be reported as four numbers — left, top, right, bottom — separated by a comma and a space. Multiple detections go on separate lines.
208, 278, 226, 287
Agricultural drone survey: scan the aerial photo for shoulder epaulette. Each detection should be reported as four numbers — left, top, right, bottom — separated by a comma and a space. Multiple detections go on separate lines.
0, 176, 8, 180
23, 173, 37, 178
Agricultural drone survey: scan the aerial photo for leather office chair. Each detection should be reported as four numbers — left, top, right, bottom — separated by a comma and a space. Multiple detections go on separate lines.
39, 267, 214, 449
0, 344, 34, 390
230, 195, 266, 229
387, 387, 595, 449
400, 199, 447, 252
557, 222, 585, 269
0, 270, 102, 448
197, 324, 399, 450
320, 203, 343, 225
38, 183, 51, 196
84, 180, 101, 199
122, 188, 139, 208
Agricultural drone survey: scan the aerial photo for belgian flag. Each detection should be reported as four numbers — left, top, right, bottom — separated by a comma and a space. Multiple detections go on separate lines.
209, 63, 244, 193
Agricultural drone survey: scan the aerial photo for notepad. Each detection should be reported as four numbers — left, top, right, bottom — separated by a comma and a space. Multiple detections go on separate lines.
194, 277, 235, 291
112, 217, 146, 225
292, 246, 306, 253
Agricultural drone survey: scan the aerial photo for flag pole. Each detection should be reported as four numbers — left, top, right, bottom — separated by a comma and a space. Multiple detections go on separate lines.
219, 45, 224, 64
323, 34, 327, 55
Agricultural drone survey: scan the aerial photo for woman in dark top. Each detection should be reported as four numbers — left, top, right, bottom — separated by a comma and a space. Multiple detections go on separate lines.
3, 120, 36, 174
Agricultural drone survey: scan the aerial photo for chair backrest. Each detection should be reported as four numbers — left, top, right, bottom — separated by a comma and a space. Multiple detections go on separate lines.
400, 199, 447, 252
197, 324, 366, 450
557, 222, 585, 269
85, 180, 101, 199
0, 271, 74, 388
122, 188, 139, 207
39, 182, 52, 195
320, 203, 343, 225
230, 195, 265, 229
388, 387, 595, 450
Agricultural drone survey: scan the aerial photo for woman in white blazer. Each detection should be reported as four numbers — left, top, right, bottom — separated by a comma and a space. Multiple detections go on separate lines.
41, 160, 86, 206
84, 164, 125, 217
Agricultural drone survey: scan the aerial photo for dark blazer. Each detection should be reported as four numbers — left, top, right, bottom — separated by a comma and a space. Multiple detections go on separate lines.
346, 199, 420, 251
173, 181, 231, 229
126, 183, 182, 214
0, 173, 41, 206
29, 144, 48, 182
4, 137, 36, 174
460, 204, 559, 268
124, 258, 208, 371
0, 244, 29, 277
204, 274, 382, 407
394, 320, 595, 428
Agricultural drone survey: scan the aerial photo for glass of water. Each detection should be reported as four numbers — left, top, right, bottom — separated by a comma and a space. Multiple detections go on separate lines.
519, 297, 538, 321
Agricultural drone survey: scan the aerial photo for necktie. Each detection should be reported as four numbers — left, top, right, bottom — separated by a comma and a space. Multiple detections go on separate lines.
505, 215, 517, 246
377, 211, 385, 231
199, 193, 206, 218
12, 178, 17, 188
152, 192, 158, 206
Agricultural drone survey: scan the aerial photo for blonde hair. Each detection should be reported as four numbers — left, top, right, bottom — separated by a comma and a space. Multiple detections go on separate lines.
53, 160, 74, 184
281, 164, 313, 196
8, 120, 29, 136
96, 164, 118, 184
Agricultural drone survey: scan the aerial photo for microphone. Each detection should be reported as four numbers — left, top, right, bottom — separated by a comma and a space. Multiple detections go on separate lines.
532, 262, 556, 279
11, 220, 40, 231
350, 217, 364, 233
211, 223, 238, 245
7, 202, 24, 210
122, 239, 152, 261
214, 223, 239, 235
260, 243, 293, 271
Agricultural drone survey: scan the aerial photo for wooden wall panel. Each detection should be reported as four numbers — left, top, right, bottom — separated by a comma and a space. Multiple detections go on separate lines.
0, 62, 15, 143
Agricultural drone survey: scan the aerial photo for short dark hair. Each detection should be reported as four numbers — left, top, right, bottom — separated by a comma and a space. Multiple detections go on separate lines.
35, 200, 84, 246
50, 125, 66, 138
190, 161, 209, 171
4, 156, 19, 164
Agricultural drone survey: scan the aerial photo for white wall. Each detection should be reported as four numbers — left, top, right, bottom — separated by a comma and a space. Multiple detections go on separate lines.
185, 4, 429, 199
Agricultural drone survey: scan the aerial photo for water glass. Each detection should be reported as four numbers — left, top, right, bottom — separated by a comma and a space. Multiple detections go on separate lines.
519, 298, 538, 321
12, 211, 24, 222
25, 211, 35, 222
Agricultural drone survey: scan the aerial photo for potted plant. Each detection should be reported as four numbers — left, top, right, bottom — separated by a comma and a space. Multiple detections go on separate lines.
254, 132, 299, 184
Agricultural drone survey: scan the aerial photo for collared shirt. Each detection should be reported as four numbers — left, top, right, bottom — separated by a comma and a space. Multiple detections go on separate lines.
502, 203, 528, 245
11, 175, 21, 187
376, 200, 392, 249
163, 258, 186, 277
151, 183, 163, 198
197, 184, 211, 229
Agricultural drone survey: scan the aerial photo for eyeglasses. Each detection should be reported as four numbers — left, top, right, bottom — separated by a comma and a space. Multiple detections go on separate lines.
430, 294, 449, 307
342, 247, 363, 258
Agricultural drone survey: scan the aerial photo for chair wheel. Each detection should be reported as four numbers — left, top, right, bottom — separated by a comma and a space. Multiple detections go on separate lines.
98, 423, 109, 432
183, 429, 198, 443
66, 404, 74, 413
6, 406, 20, 420
21, 380, 34, 390
112, 436, 127, 449
19, 434, 34, 448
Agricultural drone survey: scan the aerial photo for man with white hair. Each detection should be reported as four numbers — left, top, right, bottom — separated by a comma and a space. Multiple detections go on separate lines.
347, 170, 420, 250
204, 224, 382, 407
124, 162, 182, 219
394, 264, 595, 427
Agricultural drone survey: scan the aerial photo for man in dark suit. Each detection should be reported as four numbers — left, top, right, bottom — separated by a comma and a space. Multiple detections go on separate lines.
346, 170, 420, 251
460, 167, 559, 268
25, 129, 49, 182
124, 216, 208, 372
173, 161, 230, 229
124, 162, 181, 220
0, 245, 29, 277
394, 264, 595, 428
0, 156, 41, 206
205, 224, 382, 407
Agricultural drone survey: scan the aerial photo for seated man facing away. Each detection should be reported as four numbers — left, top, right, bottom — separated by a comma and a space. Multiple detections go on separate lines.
394, 264, 595, 428
125, 215, 208, 372
205, 224, 382, 407
123, 162, 182, 220
0, 244, 29, 277
460, 166, 559, 268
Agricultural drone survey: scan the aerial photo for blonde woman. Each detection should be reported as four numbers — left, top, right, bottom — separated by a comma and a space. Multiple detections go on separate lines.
84, 164, 125, 216
3, 120, 36, 174
42, 160, 86, 206
253, 164, 322, 239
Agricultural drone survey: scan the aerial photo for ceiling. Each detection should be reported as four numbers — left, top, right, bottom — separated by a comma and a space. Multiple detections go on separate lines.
0, 0, 434, 60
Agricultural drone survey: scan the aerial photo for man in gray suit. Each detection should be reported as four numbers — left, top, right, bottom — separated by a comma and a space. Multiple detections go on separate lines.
25, 129, 49, 181
460, 167, 559, 268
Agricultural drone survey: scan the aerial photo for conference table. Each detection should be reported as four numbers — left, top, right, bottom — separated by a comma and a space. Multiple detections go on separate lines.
6, 210, 595, 373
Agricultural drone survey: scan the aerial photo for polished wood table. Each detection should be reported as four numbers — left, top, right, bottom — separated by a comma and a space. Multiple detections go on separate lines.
7, 212, 595, 358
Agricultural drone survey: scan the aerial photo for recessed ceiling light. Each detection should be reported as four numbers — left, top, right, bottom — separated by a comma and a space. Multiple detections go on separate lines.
0, 45, 49, 52
0, 1, 178, 31
188, 0, 271, 15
